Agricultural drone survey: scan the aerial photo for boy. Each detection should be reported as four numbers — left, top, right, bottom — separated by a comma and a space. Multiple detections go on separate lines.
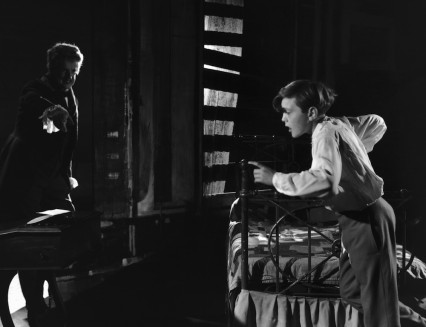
249, 80, 425, 327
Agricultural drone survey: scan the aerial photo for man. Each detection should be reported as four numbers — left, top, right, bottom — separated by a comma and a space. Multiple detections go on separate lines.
0, 42, 83, 326
249, 80, 426, 327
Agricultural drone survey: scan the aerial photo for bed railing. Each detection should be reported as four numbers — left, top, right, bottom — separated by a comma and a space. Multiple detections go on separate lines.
238, 158, 414, 295
238, 159, 341, 294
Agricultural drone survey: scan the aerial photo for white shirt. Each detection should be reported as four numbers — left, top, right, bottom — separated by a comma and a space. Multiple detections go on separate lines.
272, 115, 386, 212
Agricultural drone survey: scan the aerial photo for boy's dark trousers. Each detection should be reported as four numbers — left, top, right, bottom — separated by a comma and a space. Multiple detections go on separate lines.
339, 197, 426, 327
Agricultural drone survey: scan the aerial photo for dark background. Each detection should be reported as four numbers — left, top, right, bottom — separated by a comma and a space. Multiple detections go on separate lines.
0, 0, 95, 209
0, 0, 425, 274
0, 1, 426, 325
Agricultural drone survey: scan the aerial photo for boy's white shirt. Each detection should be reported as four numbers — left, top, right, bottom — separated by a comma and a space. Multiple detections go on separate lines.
272, 114, 386, 212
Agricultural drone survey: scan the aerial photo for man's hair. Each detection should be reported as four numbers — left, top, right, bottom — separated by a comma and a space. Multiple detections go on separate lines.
46, 42, 84, 73
272, 80, 337, 115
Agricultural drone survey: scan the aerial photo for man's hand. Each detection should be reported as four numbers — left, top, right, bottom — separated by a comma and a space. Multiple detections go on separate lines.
46, 105, 70, 132
69, 177, 79, 190
39, 105, 70, 132
248, 161, 275, 186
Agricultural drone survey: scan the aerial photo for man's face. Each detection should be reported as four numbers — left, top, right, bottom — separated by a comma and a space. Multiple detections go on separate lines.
280, 97, 312, 138
50, 60, 80, 91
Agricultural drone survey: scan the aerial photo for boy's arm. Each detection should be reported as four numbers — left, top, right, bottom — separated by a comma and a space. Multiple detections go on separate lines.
341, 115, 387, 153
251, 131, 341, 198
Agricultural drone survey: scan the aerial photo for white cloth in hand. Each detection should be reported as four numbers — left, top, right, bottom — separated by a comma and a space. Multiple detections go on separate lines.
38, 105, 69, 133
69, 177, 79, 190
42, 117, 60, 133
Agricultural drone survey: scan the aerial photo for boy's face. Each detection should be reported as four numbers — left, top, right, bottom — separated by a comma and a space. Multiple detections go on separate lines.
280, 97, 313, 138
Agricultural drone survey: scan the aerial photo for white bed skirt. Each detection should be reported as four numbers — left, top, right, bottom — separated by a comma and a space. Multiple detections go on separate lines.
232, 289, 363, 327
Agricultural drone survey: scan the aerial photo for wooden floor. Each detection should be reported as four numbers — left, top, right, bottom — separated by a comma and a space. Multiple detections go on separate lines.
3, 215, 230, 327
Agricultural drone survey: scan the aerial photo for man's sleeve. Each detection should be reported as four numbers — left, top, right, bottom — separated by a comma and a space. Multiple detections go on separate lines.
20, 87, 54, 124
272, 130, 342, 197
342, 115, 387, 153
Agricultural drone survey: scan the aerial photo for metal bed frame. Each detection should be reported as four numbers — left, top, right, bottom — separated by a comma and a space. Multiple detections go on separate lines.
238, 159, 341, 295
237, 158, 414, 296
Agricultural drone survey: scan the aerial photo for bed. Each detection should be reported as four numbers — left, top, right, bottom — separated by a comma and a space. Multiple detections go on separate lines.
226, 159, 426, 327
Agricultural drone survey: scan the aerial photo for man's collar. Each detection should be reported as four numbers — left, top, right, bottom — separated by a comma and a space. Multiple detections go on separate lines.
41, 74, 71, 96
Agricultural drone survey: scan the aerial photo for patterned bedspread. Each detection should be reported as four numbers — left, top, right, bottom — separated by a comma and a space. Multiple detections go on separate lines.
227, 220, 341, 293
227, 219, 426, 294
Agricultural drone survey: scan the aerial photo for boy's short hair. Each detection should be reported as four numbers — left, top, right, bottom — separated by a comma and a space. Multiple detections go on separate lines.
46, 42, 84, 73
272, 80, 337, 115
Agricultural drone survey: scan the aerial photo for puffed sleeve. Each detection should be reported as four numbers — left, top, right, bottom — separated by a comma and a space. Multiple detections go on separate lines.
341, 115, 386, 153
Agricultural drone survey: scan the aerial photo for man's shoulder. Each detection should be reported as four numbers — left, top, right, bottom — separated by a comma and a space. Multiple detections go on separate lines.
21, 77, 49, 95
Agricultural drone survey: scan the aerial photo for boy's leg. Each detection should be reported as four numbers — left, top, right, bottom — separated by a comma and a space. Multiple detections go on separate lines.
339, 247, 362, 311
338, 197, 400, 327
339, 199, 426, 327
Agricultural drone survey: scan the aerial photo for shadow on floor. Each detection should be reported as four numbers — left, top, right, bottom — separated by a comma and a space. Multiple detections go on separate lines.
64, 253, 229, 327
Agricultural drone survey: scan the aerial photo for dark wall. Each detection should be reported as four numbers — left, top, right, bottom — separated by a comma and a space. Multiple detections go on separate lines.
0, 0, 199, 218
1, 1, 425, 254
333, 1, 426, 186
332, 0, 426, 220
333, 0, 426, 258
231, 1, 426, 197
229, 0, 426, 258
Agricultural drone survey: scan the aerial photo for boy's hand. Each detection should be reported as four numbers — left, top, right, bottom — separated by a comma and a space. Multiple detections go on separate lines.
248, 161, 275, 186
